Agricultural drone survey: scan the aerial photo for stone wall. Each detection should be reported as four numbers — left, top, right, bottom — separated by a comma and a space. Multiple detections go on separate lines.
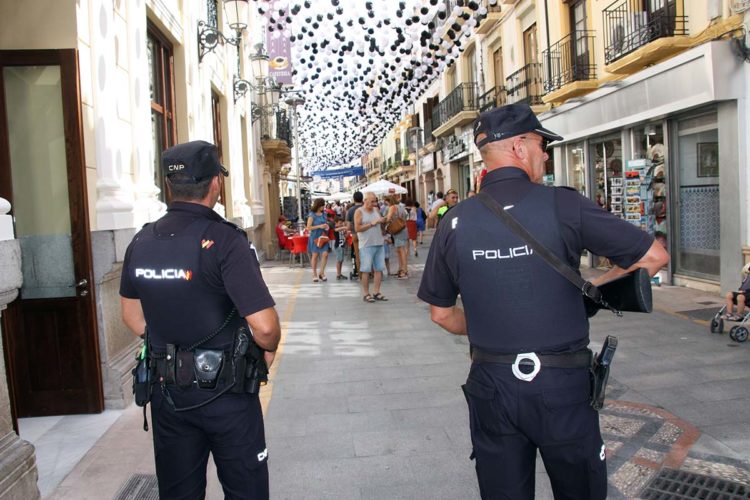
0, 238, 40, 499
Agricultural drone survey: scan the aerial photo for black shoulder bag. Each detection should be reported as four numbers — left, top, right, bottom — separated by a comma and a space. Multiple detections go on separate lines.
476, 191, 653, 318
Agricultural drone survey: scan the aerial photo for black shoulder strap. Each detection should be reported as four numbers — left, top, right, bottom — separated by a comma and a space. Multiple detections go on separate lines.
476, 191, 607, 308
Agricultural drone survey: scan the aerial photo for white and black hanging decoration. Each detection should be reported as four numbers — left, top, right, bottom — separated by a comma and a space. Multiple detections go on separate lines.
255, 0, 487, 171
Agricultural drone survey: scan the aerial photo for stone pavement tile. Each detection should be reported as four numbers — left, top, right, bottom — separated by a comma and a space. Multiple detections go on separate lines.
342, 361, 468, 382
267, 394, 349, 416
405, 450, 476, 485
683, 377, 750, 402
630, 386, 701, 409
264, 414, 308, 438
271, 378, 385, 399
360, 479, 480, 500
666, 398, 750, 427
373, 374, 462, 395
267, 432, 355, 462
682, 456, 750, 486
443, 422, 473, 450
352, 427, 454, 457
270, 368, 345, 384
347, 389, 464, 413
698, 421, 750, 459
391, 404, 467, 431
616, 369, 712, 390
695, 361, 750, 383
268, 454, 416, 494
305, 410, 397, 435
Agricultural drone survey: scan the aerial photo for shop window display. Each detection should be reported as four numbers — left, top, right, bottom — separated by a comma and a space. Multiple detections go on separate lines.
631, 125, 667, 250
565, 142, 586, 195
590, 137, 623, 268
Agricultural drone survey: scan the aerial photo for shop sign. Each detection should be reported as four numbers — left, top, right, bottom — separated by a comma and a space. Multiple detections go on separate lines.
442, 134, 470, 163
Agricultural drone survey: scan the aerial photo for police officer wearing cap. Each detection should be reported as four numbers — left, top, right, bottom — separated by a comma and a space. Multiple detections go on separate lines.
120, 140, 281, 499
418, 104, 669, 499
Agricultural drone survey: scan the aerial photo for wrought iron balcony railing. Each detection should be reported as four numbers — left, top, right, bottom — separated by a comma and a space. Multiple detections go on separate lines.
478, 86, 507, 113
603, 0, 687, 65
432, 82, 479, 129
542, 31, 597, 94
260, 108, 292, 148
505, 63, 544, 106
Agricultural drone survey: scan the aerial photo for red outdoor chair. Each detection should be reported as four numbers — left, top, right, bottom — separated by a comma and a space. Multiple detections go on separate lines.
290, 235, 309, 267
276, 226, 294, 260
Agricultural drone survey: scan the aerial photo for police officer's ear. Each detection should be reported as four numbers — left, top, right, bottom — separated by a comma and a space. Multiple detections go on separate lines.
512, 136, 528, 160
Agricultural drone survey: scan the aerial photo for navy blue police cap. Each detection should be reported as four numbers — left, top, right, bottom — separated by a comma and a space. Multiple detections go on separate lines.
162, 140, 229, 184
473, 103, 563, 149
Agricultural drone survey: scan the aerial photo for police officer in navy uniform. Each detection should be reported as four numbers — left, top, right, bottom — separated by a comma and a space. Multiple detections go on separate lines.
418, 104, 669, 499
120, 140, 281, 500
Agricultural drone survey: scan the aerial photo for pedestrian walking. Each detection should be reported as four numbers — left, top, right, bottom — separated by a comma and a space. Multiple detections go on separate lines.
119, 140, 281, 500
346, 191, 364, 280
384, 194, 409, 279
417, 104, 669, 499
307, 198, 330, 283
415, 201, 426, 245
405, 199, 419, 257
354, 191, 387, 303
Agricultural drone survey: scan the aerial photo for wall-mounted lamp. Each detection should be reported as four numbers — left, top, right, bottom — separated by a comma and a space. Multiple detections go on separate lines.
198, 0, 250, 63
234, 76, 252, 103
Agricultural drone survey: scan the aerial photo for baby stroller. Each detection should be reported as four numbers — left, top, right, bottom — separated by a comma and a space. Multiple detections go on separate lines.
710, 307, 749, 342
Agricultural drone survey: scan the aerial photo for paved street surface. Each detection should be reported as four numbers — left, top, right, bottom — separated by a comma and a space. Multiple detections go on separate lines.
45, 233, 750, 499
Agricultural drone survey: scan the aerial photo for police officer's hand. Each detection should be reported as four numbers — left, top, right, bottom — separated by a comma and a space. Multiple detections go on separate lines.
264, 350, 276, 368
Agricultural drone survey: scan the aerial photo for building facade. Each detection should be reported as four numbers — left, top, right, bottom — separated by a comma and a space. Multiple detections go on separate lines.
368, 0, 750, 293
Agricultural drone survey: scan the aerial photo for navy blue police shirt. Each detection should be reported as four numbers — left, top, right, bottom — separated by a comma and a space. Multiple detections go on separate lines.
120, 202, 275, 352
417, 167, 653, 354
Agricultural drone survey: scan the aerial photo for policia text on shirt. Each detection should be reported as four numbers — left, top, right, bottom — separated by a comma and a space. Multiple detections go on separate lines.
418, 104, 669, 499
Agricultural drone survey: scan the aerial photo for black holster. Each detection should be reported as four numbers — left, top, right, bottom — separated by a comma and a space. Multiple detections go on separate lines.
589, 336, 618, 410
132, 348, 152, 407
230, 326, 268, 395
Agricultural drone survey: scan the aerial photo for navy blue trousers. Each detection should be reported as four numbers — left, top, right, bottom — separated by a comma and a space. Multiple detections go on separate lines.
463, 362, 607, 499
150, 387, 269, 500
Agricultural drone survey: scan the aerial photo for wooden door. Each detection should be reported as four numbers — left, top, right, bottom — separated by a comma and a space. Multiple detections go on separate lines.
0, 50, 103, 419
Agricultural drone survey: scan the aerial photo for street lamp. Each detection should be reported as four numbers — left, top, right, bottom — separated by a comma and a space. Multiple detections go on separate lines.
285, 91, 306, 232
407, 126, 424, 206
197, 0, 249, 63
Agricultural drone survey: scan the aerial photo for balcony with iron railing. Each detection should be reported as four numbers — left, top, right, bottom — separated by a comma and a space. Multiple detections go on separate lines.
259, 108, 292, 164
475, 0, 503, 34
431, 82, 480, 138
260, 109, 292, 148
478, 85, 507, 113
542, 31, 598, 104
603, 0, 688, 73
505, 63, 544, 106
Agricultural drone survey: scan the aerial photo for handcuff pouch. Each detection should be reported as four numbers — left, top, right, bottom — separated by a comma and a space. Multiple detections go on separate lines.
194, 348, 224, 389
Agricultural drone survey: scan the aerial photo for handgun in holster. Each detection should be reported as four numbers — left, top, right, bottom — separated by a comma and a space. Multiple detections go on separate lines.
590, 335, 618, 410
231, 326, 268, 394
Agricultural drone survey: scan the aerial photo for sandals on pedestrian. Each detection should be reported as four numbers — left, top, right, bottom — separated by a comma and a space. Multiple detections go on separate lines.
313, 277, 319, 283
372, 293, 388, 301
397, 271, 408, 280
336, 275, 348, 280
319, 274, 328, 282
363, 294, 375, 303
